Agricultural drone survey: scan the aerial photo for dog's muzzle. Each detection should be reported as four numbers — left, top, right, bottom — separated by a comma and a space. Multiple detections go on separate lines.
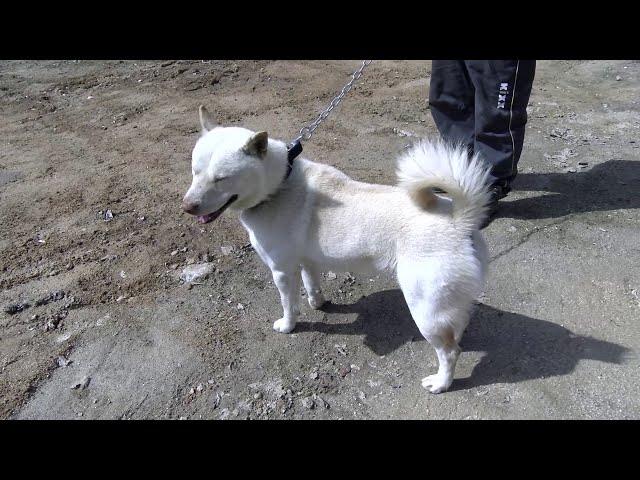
183, 194, 238, 224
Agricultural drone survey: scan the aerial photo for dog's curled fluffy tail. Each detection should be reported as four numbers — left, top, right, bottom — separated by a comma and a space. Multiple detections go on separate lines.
396, 140, 493, 231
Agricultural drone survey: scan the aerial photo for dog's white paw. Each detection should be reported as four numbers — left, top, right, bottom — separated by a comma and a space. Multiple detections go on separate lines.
308, 293, 326, 310
273, 318, 296, 334
421, 374, 452, 394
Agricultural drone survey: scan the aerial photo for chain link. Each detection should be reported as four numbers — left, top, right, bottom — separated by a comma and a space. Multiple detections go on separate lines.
293, 60, 373, 144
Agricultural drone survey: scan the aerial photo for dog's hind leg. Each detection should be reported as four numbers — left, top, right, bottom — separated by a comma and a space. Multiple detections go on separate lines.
419, 329, 462, 393
301, 263, 326, 309
397, 258, 472, 394
271, 267, 302, 333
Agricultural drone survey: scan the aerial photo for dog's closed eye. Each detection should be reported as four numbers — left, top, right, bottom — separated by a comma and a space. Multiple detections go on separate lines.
213, 176, 229, 183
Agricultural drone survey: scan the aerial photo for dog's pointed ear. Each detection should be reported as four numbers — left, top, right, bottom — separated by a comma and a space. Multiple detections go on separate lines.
242, 131, 269, 157
198, 105, 217, 132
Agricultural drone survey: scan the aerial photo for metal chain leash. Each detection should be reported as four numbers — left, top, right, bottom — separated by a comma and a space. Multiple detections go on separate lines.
292, 60, 373, 145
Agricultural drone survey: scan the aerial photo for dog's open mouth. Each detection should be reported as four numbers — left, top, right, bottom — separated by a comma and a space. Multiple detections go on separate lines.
196, 194, 238, 224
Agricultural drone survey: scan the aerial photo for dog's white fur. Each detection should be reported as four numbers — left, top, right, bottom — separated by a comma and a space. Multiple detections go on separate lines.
183, 106, 493, 393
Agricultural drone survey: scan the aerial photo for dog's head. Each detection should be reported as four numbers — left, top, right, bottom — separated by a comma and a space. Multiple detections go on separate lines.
182, 105, 274, 223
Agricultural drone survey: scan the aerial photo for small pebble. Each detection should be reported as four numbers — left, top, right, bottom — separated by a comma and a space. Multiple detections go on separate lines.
55, 356, 72, 368
314, 395, 329, 409
335, 344, 347, 356
4, 303, 29, 315
71, 376, 91, 390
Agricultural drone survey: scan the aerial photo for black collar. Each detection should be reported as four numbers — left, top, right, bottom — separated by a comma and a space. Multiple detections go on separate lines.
285, 140, 303, 179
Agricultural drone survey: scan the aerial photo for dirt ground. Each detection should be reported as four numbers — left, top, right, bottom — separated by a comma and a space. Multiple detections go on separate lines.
1, 60, 639, 420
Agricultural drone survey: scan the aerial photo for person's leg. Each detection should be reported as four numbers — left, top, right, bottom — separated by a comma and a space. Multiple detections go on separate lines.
465, 60, 536, 227
429, 60, 476, 153
466, 60, 536, 188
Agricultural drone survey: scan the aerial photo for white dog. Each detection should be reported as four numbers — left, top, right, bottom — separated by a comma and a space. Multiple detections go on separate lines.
182, 106, 493, 393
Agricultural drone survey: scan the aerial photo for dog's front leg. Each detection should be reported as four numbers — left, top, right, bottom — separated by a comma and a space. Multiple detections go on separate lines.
271, 269, 301, 333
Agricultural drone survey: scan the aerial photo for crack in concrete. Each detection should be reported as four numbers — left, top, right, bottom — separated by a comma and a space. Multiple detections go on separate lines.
490, 214, 575, 264
120, 392, 150, 419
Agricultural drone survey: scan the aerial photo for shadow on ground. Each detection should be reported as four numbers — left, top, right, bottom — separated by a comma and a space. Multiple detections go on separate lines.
295, 289, 631, 390
497, 160, 640, 220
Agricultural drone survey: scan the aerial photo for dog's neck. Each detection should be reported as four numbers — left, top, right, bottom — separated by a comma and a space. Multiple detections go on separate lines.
239, 140, 291, 210
263, 141, 291, 197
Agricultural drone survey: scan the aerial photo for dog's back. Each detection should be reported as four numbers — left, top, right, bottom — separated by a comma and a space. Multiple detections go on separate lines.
277, 140, 492, 277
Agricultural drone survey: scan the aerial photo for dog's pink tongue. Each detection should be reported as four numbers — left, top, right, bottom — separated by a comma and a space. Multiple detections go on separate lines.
197, 213, 214, 224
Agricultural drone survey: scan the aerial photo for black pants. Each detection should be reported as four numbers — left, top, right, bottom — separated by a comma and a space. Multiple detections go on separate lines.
429, 60, 536, 186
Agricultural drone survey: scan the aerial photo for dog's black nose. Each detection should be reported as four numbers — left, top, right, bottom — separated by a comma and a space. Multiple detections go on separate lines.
182, 201, 199, 214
